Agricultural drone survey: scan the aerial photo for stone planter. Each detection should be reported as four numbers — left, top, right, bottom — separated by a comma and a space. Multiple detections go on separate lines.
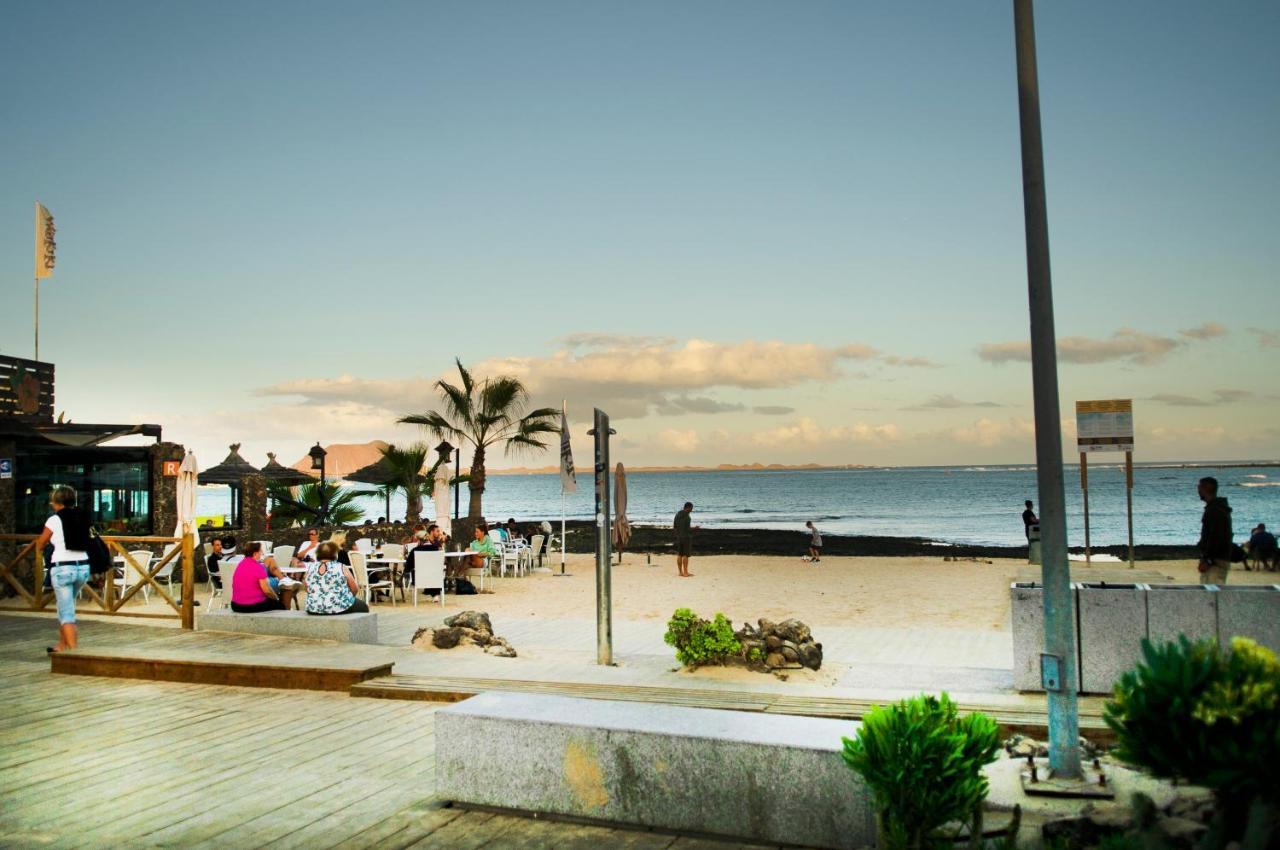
1216, 584, 1280, 653
1010, 582, 1080, 692
1146, 584, 1218, 647
1076, 582, 1148, 694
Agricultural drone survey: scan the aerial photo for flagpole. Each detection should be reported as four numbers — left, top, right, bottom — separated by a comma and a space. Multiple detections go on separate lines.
555, 400, 574, 577
560, 490, 567, 575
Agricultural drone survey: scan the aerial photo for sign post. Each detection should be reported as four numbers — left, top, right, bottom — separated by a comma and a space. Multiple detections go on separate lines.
588, 409, 616, 666
1075, 399, 1136, 569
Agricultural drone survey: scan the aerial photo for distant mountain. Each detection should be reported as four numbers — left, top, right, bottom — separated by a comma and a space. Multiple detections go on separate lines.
290, 440, 390, 479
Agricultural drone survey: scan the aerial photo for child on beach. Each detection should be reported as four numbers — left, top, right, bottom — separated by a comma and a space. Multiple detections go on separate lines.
803, 521, 822, 563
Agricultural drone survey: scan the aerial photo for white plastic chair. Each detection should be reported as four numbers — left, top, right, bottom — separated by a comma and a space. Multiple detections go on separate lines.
273, 545, 295, 566
218, 558, 239, 610
354, 538, 374, 554
409, 550, 446, 607
524, 534, 546, 571
464, 555, 490, 593
207, 558, 224, 608
115, 550, 154, 604
378, 544, 406, 599
154, 545, 179, 597
350, 551, 393, 606
254, 540, 273, 555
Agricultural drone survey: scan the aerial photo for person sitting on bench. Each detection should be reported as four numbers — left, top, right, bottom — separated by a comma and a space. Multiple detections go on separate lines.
304, 541, 370, 616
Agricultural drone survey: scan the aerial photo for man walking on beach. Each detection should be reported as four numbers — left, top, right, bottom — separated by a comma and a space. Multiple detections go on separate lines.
803, 521, 822, 563
673, 502, 694, 577
1196, 477, 1233, 585
1021, 500, 1038, 539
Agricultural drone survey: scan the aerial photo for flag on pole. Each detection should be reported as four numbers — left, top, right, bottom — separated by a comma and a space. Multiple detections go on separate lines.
35, 203, 56, 279
559, 403, 577, 494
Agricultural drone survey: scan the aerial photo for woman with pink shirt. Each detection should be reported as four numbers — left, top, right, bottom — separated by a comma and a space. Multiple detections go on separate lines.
230, 542, 288, 612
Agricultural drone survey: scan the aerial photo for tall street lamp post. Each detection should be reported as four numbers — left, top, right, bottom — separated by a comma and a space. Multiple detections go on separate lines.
309, 442, 328, 526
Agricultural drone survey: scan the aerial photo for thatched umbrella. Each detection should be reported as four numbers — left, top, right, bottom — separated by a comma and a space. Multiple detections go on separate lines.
261, 452, 313, 487
198, 444, 260, 526
346, 457, 420, 521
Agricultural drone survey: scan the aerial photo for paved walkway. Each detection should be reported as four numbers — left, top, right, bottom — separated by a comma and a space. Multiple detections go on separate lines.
0, 617, 766, 849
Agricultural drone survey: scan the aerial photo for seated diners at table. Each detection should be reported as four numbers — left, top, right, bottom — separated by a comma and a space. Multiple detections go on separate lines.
326, 530, 354, 566
504, 519, 525, 543
230, 542, 291, 612
305, 541, 369, 616
461, 525, 498, 577
206, 537, 225, 589
403, 523, 426, 547
295, 528, 322, 563
406, 524, 445, 583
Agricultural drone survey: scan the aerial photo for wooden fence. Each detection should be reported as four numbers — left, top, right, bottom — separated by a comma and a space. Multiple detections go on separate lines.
0, 533, 196, 629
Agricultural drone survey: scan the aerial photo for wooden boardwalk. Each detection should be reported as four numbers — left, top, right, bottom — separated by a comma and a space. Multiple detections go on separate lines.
0, 616, 765, 849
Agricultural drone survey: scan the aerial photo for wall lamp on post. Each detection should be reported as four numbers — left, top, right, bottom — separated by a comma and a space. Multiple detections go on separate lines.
309, 442, 328, 525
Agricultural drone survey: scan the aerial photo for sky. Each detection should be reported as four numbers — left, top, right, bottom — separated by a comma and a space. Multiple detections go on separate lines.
3, 1, 1278, 471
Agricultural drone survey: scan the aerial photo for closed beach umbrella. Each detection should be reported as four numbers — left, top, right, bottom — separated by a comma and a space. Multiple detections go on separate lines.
612, 462, 631, 556
433, 461, 452, 538
261, 452, 313, 487
174, 451, 199, 586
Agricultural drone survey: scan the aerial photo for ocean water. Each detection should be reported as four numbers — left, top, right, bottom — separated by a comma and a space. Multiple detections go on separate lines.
197, 462, 1280, 548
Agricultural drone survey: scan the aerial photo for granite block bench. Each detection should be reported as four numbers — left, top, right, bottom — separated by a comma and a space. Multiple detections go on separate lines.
435, 691, 875, 849
198, 609, 379, 644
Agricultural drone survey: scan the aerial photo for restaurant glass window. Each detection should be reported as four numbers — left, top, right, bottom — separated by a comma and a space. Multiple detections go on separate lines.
14, 447, 152, 535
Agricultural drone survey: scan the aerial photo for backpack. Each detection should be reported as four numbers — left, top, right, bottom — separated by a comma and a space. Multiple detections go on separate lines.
86, 529, 113, 578
454, 578, 477, 595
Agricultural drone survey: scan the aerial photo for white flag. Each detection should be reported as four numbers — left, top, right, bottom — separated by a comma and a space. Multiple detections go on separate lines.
559, 403, 576, 494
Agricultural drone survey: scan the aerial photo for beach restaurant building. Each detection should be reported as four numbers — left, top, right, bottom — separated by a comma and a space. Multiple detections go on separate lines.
0, 354, 186, 546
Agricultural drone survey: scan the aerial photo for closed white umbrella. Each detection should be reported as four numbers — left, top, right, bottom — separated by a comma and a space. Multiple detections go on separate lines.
174, 451, 199, 612
612, 462, 631, 561
433, 461, 452, 538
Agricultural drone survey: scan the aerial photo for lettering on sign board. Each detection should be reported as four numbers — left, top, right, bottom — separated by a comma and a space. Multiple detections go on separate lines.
162, 461, 181, 477
1075, 399, 1134, 453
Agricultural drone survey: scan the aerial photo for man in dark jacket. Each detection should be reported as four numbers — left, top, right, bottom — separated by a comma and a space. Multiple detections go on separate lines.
1196, 477, 1233, 585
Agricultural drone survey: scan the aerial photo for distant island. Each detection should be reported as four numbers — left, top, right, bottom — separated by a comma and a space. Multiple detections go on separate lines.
488, 459, 1278, 475
494, 462, 878, 475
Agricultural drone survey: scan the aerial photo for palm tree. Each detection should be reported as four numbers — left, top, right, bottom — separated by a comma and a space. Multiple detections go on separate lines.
266, 481, 372, 528
377, 442, 431, 523
399, 359, 558, 520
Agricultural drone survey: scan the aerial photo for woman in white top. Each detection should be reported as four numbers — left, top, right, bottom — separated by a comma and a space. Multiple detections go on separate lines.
294, 528, 321, 564
32, 485, 92, 652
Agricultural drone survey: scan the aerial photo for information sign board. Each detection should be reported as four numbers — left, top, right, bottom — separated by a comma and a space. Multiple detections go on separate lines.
1075, 399, 1134, 453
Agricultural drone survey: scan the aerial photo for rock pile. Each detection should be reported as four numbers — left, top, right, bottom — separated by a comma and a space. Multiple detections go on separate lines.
1042, 790, 1216, 850
411, 611, 517, 657
734, 618, 823, 672
1003, 733, 1104, 761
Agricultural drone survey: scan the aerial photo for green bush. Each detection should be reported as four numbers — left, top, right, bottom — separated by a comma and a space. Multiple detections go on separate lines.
841, 693, 1001, 850
1105, 636, 1280, 841
663, 608, 741, 667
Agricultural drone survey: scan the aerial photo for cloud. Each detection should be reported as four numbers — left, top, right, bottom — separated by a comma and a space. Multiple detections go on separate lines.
654, 428, 701, 453
977, 327, 1211, 366
1179, 322, 1227, 340
559, 333, 676, 350
652, 395, 745, 415
1146, 389, 1254, 406
882, 355, 940, 368
746, 417, 902, 448
941, 417, 1036, 448
258, 375, 434, 409
752, 405, 795, 416
1248, 328, 1280, 349
475, 337, 882, 419
1147, 393, 1211, 407
903, 394, 1001, 411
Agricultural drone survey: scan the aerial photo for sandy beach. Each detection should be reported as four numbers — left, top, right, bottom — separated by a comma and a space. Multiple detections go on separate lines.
452, 552, 1277, 632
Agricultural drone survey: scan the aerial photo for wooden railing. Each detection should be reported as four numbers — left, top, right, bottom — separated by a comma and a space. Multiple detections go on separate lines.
0, 533, 196, 629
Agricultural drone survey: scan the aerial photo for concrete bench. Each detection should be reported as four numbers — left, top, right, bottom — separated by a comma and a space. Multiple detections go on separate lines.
198, 609, 379, 644
436, 691, 875, 849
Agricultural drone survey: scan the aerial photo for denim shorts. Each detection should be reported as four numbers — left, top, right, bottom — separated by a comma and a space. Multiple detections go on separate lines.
50, 562, 90, 624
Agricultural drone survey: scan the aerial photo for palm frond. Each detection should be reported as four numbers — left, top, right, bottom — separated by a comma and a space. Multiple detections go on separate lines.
479, 376, 527, 419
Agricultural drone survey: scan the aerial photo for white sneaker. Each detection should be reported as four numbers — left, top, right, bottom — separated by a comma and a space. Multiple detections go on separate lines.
801, 556, 811, 561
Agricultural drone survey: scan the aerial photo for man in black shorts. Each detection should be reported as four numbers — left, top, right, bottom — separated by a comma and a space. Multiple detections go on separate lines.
673, 502, 694, 577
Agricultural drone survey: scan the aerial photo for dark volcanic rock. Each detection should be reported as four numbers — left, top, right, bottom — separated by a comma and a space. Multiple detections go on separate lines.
432, 627, 463, 649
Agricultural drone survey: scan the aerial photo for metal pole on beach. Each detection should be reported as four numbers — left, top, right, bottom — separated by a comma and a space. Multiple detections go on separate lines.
560, 491, 568, 576
590, 408, 614, 665
1012, 0, 1082, 779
